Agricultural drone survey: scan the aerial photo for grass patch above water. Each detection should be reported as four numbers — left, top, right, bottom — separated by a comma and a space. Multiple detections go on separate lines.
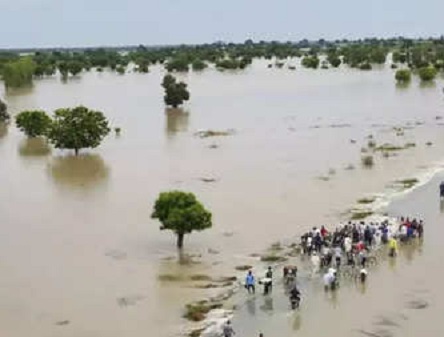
361, 155, 374, 168
184, 301, 223, 321
189, 274, 212, 282
195, 129, 235, 138
260, 254, 288, 263
375, 144, 404, 152
395, 178, 419, 189
357, 197, 376, 204
189, 329, 205, 337
350, 211, 374, 220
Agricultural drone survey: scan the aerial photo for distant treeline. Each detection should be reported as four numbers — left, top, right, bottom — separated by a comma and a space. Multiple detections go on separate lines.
2, 37, 444, 87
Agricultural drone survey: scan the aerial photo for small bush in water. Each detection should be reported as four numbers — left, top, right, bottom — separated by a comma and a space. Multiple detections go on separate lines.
361, 155, 374, 167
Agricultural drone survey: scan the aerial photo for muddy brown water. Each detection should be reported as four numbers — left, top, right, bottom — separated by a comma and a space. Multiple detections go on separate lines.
1, 60, 444, 336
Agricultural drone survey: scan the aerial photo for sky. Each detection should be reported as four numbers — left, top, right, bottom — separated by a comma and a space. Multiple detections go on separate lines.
0, 0, 443, 48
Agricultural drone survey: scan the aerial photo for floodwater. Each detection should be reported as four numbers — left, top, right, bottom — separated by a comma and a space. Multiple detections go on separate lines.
1, 60, 444, 337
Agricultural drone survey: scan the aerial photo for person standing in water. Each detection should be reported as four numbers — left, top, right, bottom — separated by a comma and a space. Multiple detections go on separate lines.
245, 270, 256, 294
263, 266, 273, 295
223, 320, 235, 337
388, 237, 398, 257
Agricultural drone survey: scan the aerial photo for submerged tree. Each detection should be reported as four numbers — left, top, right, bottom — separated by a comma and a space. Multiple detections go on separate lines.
395, 69, 412, 83
161, 74, 190, 108
418, 66, 437, 82
301, 56, 320, 69
2, 57, 36, 88
151, 191, 212, 249
48, 106, 110, 155
0, 98, 9, 123
15, 110, 52, 137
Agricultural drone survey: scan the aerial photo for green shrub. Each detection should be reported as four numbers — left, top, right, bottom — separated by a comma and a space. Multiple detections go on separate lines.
395, 69, 411, 83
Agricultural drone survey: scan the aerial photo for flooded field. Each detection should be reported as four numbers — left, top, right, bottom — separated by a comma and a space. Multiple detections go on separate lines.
1, 60, 444, 337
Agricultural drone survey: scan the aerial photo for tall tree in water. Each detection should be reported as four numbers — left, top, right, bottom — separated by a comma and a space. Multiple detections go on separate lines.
2, 57, 36, 88
161, 74, 190, 108
48, 106, 110, 155
151, 191, 212, 249
15, 110, 52, 137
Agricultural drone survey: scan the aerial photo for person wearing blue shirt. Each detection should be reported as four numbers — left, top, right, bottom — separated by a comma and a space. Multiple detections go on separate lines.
245, 270, 256, 294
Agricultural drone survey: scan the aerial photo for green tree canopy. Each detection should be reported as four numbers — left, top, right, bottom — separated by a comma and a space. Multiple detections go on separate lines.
151, 191, 212, 248
395, 69, 412, 83
327, 54, 341, 68
68, 61, 83, 76
418, 66, 437, 82
2, 57, 36, 88
301, 56, 320, 69
48, 106, 110, 155
15, 110, 52, 137
0, 98, 9, 123
191, 59, 207, 71
161, 74, 190, 108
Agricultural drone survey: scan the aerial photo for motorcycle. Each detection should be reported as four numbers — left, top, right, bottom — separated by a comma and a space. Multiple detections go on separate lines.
289, 289, 301, 309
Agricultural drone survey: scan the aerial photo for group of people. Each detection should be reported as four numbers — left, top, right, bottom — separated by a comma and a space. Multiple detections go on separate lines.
232, 216, 425, 337
244, 267, 273, 295
301, 217, 422, 262
220, 181, 444, 337
243, 216, 424, 299
299, 216, 424, 289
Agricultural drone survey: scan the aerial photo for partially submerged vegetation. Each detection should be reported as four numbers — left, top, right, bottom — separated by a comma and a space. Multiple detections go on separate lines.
162, 74, 190, 108
13, 106, 111, 155
194, 129, 235, 138
357, 197, 376, 204
260, 254, 288, 263
395, 69, 412, 83
350, 210, 374, 220
395, 178, 419, 189
375, 144, 404, 152
361, 155, 374, 168
184, 301, 223, 321
0, 98, 9, 123
3, 37, 444, 87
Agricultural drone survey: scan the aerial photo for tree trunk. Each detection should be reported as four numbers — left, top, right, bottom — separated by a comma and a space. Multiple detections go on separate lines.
74, 148, 79, 156
177, 233, 185, 249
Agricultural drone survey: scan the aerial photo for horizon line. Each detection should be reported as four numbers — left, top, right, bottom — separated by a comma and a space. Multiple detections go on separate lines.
1, 34, 444, 52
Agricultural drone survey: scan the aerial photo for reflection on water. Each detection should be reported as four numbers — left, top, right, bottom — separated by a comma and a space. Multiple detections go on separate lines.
401, 240, 421, 263
325, 288, 338, 307
165, 108, 189, 134
18, 137, 51, 156
395, 82, 410, 90
5, 85, 34, 97
292, 312, 302, 332
260, 296, 274, 313
440, 199, 444, 212
0, 123, 7, 139
388, 255, 397, 270
419, 81, 437, 89
357, 281, 367, 295
48, 154, 109, 189
246, 297, 257, 316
